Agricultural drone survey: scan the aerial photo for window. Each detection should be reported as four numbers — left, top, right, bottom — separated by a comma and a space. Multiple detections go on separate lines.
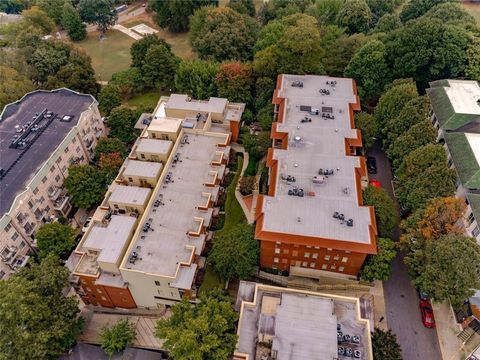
283, 249, 289, 255
345, 250, 351, 254
97, 289, 102, 294
339, 266, 345, 272
333, 255, 340, 261
304, 252, 310, 258
330, 265, 337, 270
76, 146, 81, 153
276, 241, 281, 245
275, 248, 280, 254
61, 165, 67, 172
310, 262, 316, 268
302, 262, 308, 267
321, 264, 328, 270
19, 241, 25, 249
101, 296, 107, 301
72, 137, 77, 143
28, 200, 34, 209
50, 166, 55, 173
64, 147, 69, 154
128, 177, 133, 182
4, 222, 11, 232
55, 175, 61, 182
306, 245, 312, 249
33, 188, 39, 195
292, 250, 298, 257
282, 259, 288, 264
45, 205, 50, 212
312, 253, 318, 259
155, 281, 161, 286
314, 246, 320, 250
0, 271, 4, 280
39, 196, 45, 204
273, 258, 279, 263
324, 255, 330, 261
56, 156, 62, 164
42, 176, 47, 183
140, 153, 145, 159
473, 226, 480, 238
341, 257, 348, 263
467, 212, 475, 226
293, 244, 299, 248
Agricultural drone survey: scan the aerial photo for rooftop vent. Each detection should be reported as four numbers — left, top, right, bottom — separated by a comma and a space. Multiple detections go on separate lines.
60, 115, 74, 122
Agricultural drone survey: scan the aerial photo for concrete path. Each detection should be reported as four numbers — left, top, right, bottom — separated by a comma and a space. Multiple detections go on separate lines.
113, 24, 143, 40
230, 144, 256, 224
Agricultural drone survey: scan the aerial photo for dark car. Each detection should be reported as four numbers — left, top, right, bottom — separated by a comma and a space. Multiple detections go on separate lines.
420, 299, 436, 328
366, 157, 377, 174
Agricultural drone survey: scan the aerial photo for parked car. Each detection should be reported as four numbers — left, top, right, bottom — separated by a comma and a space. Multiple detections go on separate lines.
417, 288, 429, 301
82, 217, 92, 233
420, 299, 436, 328
369, 179, 382, 188
366, 156, 377, 174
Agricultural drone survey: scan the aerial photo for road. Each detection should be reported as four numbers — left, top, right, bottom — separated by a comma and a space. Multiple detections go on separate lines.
368, 143, 442, 360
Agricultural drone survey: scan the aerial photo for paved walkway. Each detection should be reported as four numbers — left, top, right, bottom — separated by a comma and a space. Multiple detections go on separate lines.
112, 24, 143, 40
230, 144, 256, 224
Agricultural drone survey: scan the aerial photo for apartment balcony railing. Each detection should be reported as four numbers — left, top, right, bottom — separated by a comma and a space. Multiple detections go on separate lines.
48, 186, 62, 201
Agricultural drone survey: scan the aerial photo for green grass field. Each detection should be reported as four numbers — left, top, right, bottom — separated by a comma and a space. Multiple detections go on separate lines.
126, 91, 164, 111
75, 30, 134, 81
463, 3, 480, 24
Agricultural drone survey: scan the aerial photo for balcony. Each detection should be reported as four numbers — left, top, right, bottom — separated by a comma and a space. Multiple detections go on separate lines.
48, 186, 62, 200
11, 255, 30, 270
54, 194, 71, 215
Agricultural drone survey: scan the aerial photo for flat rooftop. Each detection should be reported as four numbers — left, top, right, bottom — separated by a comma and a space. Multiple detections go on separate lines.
259, 74, 373, 244
165, 94, 227, 115
135, 138, 172, 155
235, 281, 371, 360
147, 117, 182, 134
444, 80, 480, 115
0, 89, 94, 214
82, 215, 137, 265
109, 184, 151, 206
123, 159, 162, 179
122, 131, 229, 283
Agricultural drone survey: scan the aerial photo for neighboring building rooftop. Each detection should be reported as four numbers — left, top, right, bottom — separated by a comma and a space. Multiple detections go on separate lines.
147, 117, 183, 134
0, 89, 95, 214
122, 131, 229, 284
257, 74, 375, 247
427, 79, 480, 130
108, 185, 151, 206
165, 94, 228, 115
123, 159, 162, 179
234, 281, 372, 360
135, 138, 173, 155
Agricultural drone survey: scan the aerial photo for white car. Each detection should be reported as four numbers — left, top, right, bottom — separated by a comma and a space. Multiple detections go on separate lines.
82, 217, 92, 233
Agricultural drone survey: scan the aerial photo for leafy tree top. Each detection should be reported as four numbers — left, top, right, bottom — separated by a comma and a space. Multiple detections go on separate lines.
336, 0, 372, 34
95, 137, 128, 158
174, 59, 219, 100
36, 222, 76, 260
360, 237, 397, 282
107, 107, 140, 144
372, 328, 402, 360
100, 319, 136, 358
65, 164, 107, 209
363, 185, 397, 238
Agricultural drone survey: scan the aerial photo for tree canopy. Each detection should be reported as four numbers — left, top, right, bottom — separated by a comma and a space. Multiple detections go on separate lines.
336, 0, 372, 34
95, 137, 128, 158
100, 319, 136, 358
400, 0, 453, 22
363, 185, 398, 238
209, 224, 259, 281
65, 164, 107, 209
215, 62, 254, 105
227, 0, 256, 17
190, 6, 259, 61
142, 44, 179, 90
0, 65, 34, 110
99, 84, 122, 115
372, 328, 402, 360
174, 59, 219, 100
110, 67, 144, 100
107, 107, 140, 144
360, 238, 397, 282
130, 35, 171, 69
36, 222, 76, 260
61, 2, 87, 41
354, 112, 377, 151
0, 255, 83, 359
79, 0, 117, 34
155, 290, 238, 360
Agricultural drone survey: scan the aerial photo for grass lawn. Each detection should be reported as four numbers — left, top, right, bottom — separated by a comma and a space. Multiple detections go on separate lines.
198, 262, 224, 295
126, 91, 165, 111
74, 30, 134, 81
463, 3, 480, 24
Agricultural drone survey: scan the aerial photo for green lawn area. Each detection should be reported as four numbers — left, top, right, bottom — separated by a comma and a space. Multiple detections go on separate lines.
125, 91, 164, 111
463, 3, 480, 24
74, 30, 134, 81
198, 262, 224, 295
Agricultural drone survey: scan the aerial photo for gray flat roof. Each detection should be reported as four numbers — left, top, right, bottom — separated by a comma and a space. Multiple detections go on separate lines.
109, 184, 151, 206
0, 89, 95, 214
259, 75, 373, 244
165, 94, 227, 114
83, 215, 137, 264
123, 159, 162, 179
123, 132, 229, 282
135, 138, 172, 155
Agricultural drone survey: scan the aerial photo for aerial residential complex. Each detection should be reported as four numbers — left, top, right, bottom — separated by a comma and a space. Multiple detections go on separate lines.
0, 89, 104, 280
69, 94, 244, 308
255, 74, 377, 278
233, 281, 373, 360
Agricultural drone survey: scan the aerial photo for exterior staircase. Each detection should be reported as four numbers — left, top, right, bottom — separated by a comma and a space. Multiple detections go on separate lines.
458, 326, 476, 344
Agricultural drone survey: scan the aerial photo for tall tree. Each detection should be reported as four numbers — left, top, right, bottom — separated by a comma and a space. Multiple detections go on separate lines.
306, 0, 344, 25
27, 41, 70, 84
110, 67, 144, 100
100, 319, 136, 358
254, 77, 275, 112
0, 255, 83, 359
336, 0, 372, 34
363, 185, 398, 238
466, 39, 480, 82
373, 13, 402, 33
227, 0, 255, 17
141, 44, 179, 90
36, 222, 76, 259
37, 0, 66, 25
0, 0, 25, 14
372, 328, 402, 360
354, 111, 377, 151
98, 84, 122, 115
99, 152, 124, 183
400, 0, 453, 22
190, 6, 259, 62
414, 234, 480, 307
155, 290, 238, 360
95, 137, 128, 158
107, 107, 139, 144
61, 2, 87, 41
78, 0, 117, 35
174, 59, 219, 100
0, 65, 34, 110
424, 2, 475, 25
130, 35, 171, 69
344, 39, 389, 101
215, 62, 254, 105
366, 0, 395, 24
148, 0, 218, 33
65, 164, 107, 208
360, 238, 397, 282
209, 224, 259, 281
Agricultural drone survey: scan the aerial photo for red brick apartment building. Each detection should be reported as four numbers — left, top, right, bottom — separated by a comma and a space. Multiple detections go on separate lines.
255, 74, 377, 277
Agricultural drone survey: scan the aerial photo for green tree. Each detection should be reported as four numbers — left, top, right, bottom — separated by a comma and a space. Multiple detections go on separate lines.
36, 222, 76, 259
360, 238, 397, 282
414, 234, 480, 307
366, 0, 395, 24
215, 62, 254, 105
354, 112, 377, 151
466, 39, 480, 82
95, 137, 128, 158
78, 0, 117, 35
210, 224, 259, 280
37, 0, 65, 25
345, 39, 389, 101
241, 131, 271, 160
400, 0, 453, 22
65, 164, 107, 208
306, 0, 344, 25
373, 80, 418, 139
190, 6, 259, 61
0, 65, 34, 110
174, 59, 219, 100
239, 176, 257, 195
257, 105, 274, 131
373, 13, 402, 33
0, 255, 83, 359
336, 0, 372, 34
142, 44, 179, 90
0, 0, 25, 14
61, 2, 87, 41
148, 0, 218, 33
130, 34, 170, 68
99, 152, 124, 183
100, 319, 136, 358
110, 67, 144, 100
363, 185, 398, 238
372, 328, 402, 360
254, 77, 275, 112
155, 290, 238, 360
107, 107, 139, 144
27, 41, 70, 83
387, 120, 437, 170
227, 0, 255, 16
99, 84, 122, 115
424, 2, 475, 25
